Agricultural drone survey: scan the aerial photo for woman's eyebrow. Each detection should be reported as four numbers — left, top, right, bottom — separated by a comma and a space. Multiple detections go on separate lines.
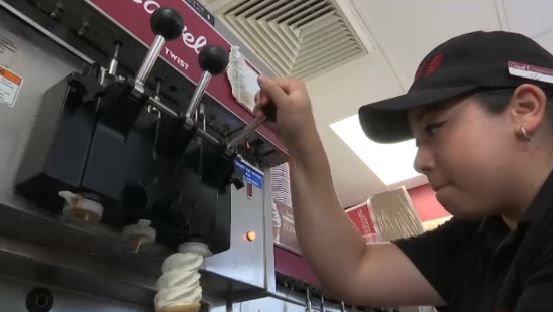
415, 104, 448, 123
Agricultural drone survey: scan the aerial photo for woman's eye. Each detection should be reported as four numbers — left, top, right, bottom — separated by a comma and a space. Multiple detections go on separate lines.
425, 120, 448, 137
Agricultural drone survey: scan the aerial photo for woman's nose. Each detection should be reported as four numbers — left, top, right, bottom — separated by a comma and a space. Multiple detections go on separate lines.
414, 147, 435, 174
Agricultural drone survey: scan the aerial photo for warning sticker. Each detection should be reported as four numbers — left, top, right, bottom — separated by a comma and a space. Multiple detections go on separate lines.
0, 65, 22, 108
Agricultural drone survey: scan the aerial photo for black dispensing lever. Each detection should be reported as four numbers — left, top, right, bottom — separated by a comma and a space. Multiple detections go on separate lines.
183, 45, 229, 126
101, 7, 183, 135
227, 103, 277, 149
147, 44, 230, 156
134, 7, 184, 91
147, 44, 229, 122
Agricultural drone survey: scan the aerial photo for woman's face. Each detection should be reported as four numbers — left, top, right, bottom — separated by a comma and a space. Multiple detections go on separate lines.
408, 96, 520, 219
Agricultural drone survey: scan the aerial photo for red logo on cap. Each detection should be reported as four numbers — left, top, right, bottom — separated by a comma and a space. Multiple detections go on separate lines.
415, 60, 427, 81
425, 53, 442, 77
414, 52, 443, 81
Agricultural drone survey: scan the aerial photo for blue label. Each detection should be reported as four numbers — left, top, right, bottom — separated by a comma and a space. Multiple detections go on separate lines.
234, 159, 263, 189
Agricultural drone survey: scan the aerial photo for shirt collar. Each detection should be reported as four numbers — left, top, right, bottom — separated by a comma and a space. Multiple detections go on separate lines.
477, 167, 553, 244
477, 216, 510, 251
520, 167, 553, 224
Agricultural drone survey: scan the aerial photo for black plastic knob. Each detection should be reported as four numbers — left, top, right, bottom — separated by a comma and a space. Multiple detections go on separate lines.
150, 7, 184, 40
198, 45, 229, 75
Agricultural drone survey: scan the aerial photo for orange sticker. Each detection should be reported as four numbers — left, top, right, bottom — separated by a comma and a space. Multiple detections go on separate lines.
0, 65, 23, 108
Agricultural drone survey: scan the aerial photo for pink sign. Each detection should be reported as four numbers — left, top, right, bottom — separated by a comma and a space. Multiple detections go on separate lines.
345, 201, 381, 243
87, 0, 286, 153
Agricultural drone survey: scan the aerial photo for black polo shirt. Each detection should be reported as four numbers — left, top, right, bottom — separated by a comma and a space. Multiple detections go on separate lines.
394, 171, 553, 312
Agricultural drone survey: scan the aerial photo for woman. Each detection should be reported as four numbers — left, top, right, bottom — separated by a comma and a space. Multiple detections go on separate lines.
254, 31, 553, 311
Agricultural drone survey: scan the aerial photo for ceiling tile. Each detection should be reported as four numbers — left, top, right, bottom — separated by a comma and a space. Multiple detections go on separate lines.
306, 51, 403, 125
352, 0, 503, 89
502, 0, 553, 37
535, 30, 553, 53
306, 51, 425, 206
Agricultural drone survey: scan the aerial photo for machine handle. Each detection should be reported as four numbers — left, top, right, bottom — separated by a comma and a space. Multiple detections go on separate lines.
226, 103, 276, 149
150, 7, 184, 40
184, 45, 230, 120
135, 7, 184, 88
199, 45, 229, 75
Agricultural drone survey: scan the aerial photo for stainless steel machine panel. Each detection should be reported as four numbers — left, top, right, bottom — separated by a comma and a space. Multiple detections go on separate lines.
0, 6, 84, 191
205, 161, 266, 288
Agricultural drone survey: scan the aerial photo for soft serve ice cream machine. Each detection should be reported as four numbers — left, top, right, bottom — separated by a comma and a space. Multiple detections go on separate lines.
0, 0, 288, 311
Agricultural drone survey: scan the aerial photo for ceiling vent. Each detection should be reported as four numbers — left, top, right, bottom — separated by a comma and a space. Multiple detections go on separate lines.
207, 0, 369, 79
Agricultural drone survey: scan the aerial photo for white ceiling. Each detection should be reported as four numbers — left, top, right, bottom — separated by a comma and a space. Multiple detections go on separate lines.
204, 0, 553, 208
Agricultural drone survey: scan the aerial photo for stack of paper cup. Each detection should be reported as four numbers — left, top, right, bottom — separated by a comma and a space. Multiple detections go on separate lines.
272, 201, 281, 243
269, 162, 293, 207
270, 162, 293, 243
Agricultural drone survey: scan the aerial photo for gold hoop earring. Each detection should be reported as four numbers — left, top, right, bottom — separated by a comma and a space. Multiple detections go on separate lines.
520, 126, 532, 142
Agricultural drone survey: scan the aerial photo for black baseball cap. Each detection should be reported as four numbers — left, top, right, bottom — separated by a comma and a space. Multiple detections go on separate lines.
358, 31, 553, 143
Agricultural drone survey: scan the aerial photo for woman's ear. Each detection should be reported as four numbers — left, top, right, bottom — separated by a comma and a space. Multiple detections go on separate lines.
509, 84, 548, 136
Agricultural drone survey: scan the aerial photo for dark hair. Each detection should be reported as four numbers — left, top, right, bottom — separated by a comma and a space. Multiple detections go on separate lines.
473, 86, 553, 120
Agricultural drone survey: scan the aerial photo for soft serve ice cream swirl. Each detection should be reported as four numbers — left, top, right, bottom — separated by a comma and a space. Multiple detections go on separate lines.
155, 253, 203, 309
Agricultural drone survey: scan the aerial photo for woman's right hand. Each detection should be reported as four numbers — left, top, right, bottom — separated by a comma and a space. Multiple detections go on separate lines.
254, 76, 316, 146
